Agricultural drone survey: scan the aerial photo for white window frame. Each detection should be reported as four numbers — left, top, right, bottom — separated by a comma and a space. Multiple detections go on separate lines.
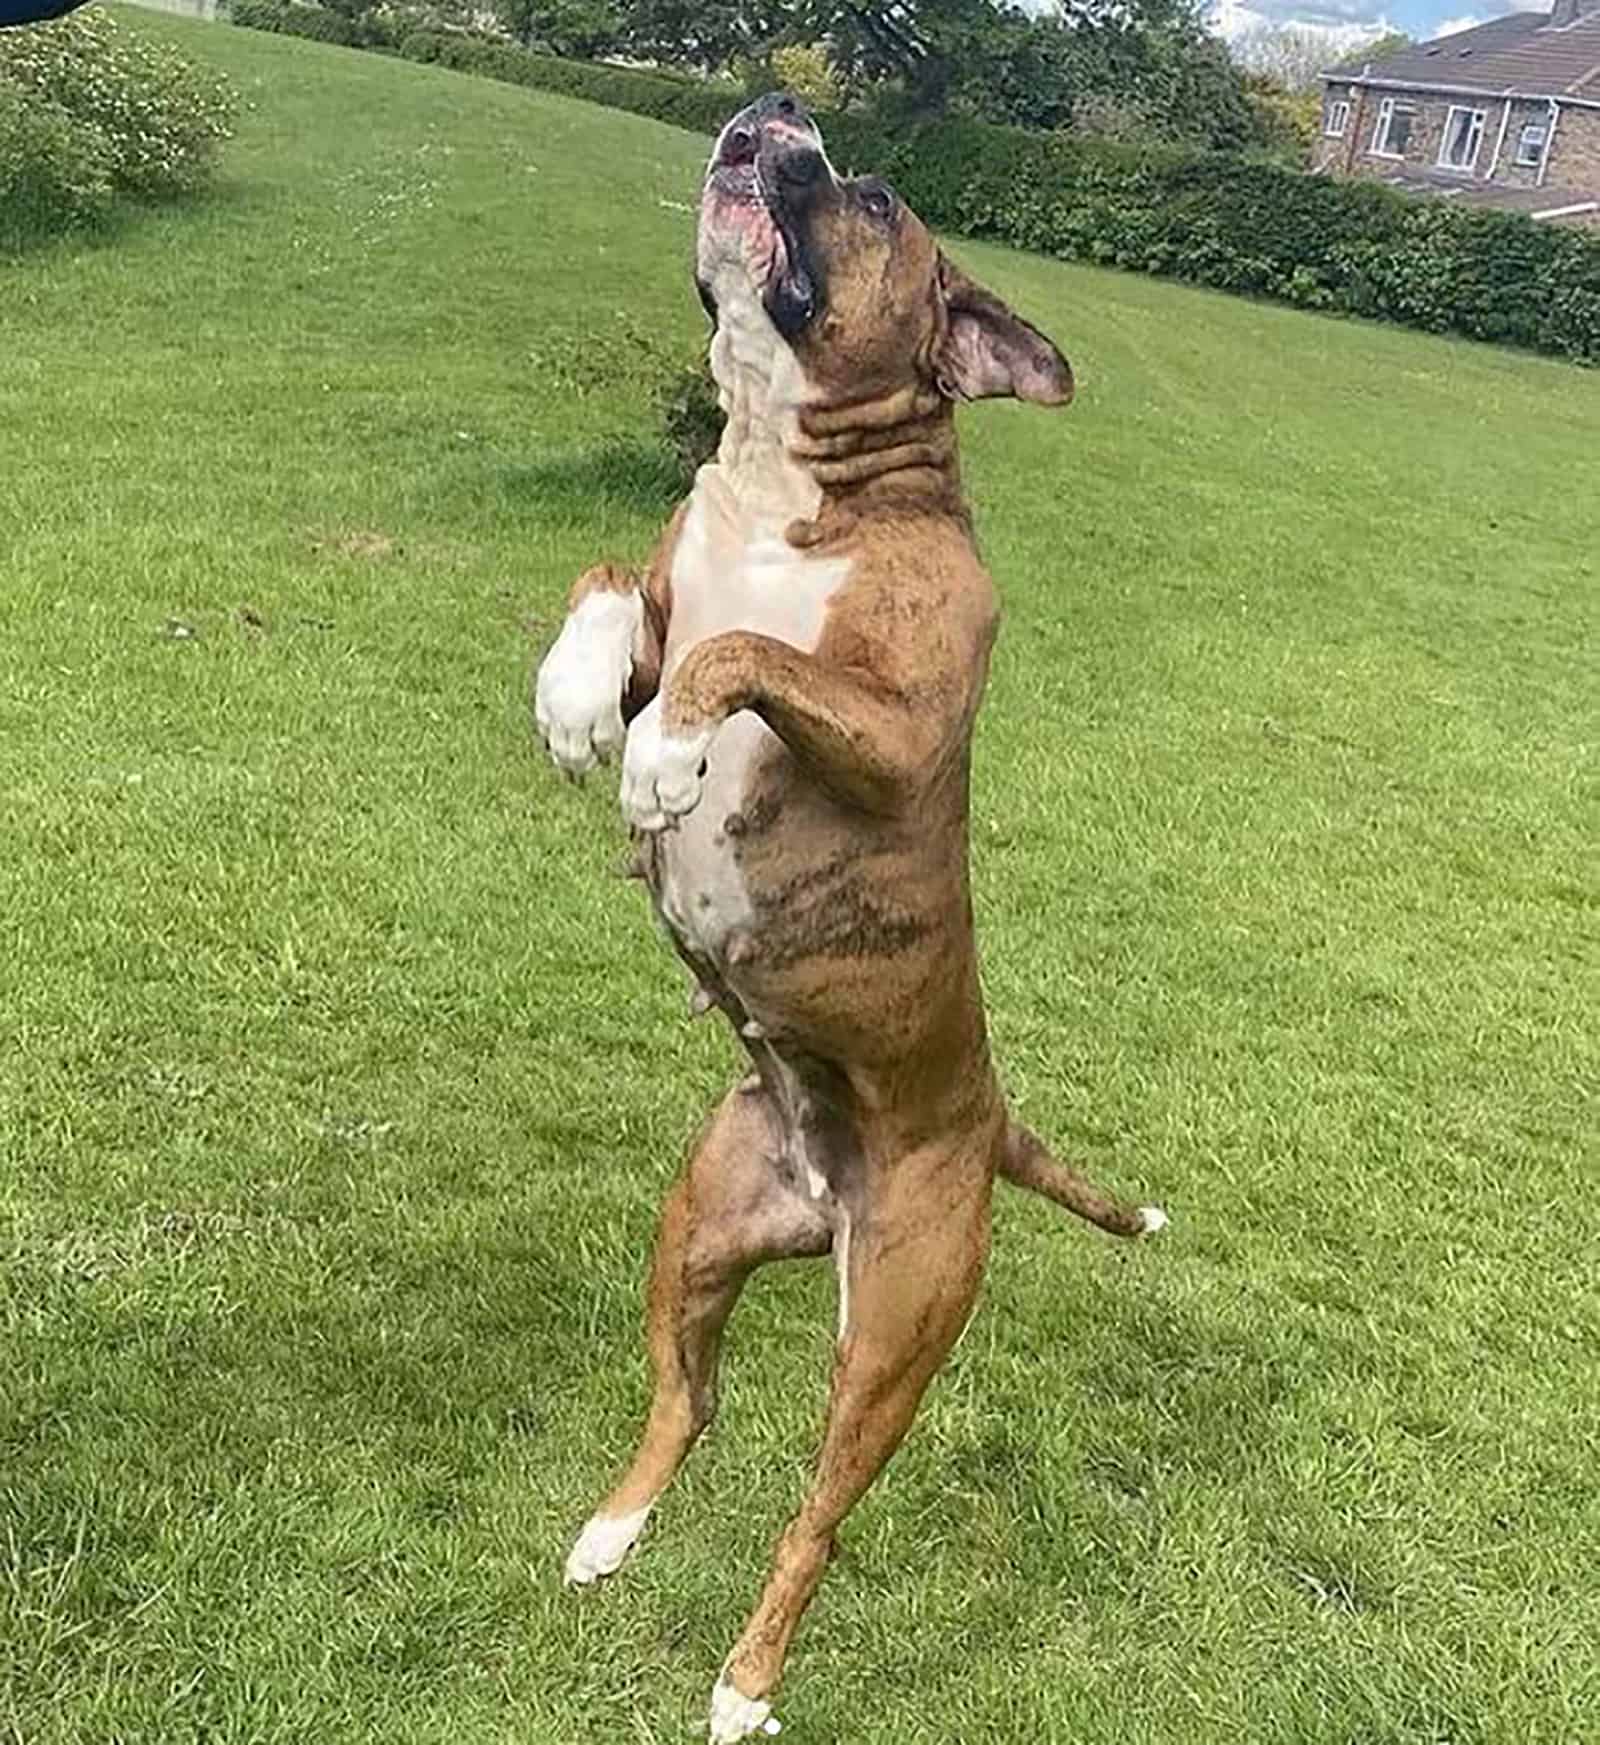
1515, 120, 1548, 167
1325, 99, 1351, 139
1370, 98, 1417, 159
1437, 104, 1488, 173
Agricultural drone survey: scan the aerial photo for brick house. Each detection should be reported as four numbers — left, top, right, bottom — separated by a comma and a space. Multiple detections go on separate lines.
1316, 1, 1600, 226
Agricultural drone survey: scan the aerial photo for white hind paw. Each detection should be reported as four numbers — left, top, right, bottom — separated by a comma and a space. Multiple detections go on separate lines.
563, 1505, 650, 1586
1137, 1205, 1169, 1236
709, 1676, 781, 1741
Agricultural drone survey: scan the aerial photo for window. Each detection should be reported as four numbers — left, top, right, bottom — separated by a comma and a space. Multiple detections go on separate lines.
1371, 98, 1416, 158
1325, 99, 1351, 138
1516, 120, 1548, 166
1438, 105, 1487, 172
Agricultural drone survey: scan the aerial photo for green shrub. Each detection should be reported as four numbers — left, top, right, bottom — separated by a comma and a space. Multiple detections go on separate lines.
768, 43, 841, 114
1243, 77, 1321, 160
0, 8, 235, 201
656, 357, 723, 486
0, 72, 113, 247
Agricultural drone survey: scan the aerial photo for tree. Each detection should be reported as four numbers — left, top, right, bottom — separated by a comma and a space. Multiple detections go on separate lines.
616, 0, 789, 71
1240, 71, 1321, 157
1126, 21, 1262, 149
1357, 29, 1411, 62
594, 0, 1266, 151
817, 0, 1258, 140
1228, 21, 1344, 91
500, 0, 623, 57
820, 0, 1016, 116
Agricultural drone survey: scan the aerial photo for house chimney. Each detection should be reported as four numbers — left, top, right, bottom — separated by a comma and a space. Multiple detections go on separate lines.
1548, 0, 1591, 25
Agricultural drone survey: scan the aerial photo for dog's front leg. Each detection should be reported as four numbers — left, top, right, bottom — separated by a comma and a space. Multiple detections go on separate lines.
622, 629, 948, 829
533, 508, 682, 778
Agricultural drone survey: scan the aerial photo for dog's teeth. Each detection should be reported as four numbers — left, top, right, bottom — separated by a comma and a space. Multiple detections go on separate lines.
741, 1019, 766, 1040
690, 986, 716, 1017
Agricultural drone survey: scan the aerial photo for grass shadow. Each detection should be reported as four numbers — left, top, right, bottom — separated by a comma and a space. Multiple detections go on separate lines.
500, 439, 687, 522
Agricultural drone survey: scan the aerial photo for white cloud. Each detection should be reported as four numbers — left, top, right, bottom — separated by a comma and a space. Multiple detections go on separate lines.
1207, 0, 1529, 39
1207, 0, 1393, 46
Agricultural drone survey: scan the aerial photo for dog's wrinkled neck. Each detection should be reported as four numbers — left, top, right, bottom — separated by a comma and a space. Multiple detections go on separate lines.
791, 383, 962, 517
706, 284, 964, 544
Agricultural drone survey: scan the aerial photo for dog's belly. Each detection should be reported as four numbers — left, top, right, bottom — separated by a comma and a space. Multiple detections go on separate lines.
650, 711, 769, 962
650, 462, 849, 970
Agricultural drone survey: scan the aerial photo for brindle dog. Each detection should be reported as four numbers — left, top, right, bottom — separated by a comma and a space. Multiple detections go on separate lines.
535, 92, 1166, 1744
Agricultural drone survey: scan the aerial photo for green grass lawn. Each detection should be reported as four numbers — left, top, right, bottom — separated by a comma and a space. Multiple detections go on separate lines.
3, 14, 1597, 1743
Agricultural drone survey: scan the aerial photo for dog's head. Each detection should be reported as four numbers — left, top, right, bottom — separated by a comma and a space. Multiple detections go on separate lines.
697, 93, 1072, 411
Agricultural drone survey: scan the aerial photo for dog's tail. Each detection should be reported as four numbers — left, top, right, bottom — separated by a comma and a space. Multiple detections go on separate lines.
999, 1121, 1168, 1240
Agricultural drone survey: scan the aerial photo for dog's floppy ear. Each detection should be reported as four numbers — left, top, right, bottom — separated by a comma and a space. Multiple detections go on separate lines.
934, 255, 1073, 407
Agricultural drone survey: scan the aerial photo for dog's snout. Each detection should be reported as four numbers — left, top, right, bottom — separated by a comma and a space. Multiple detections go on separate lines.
750, 90, 811, 131
717, 91, 817, 169
774, 146, 824, 191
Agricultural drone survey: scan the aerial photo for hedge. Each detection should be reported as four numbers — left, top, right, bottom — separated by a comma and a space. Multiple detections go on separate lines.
867, 121, 1600, 364
396, 27, 739, 130
231, 0, 398, 52
235, 13, 1600, 364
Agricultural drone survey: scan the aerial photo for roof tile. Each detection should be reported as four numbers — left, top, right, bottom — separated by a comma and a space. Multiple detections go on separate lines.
1326, 10, 1600, 97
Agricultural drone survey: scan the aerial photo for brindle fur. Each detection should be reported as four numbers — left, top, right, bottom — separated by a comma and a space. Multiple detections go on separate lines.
540, 93, 1162, 1741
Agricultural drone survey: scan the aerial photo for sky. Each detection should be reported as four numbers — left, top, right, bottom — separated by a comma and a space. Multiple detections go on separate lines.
1203, 0, 1529, 51
1022, 0, 1541, 56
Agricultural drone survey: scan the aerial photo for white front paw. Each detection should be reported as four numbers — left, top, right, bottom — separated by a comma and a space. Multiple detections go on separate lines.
621, 697, 716, 833
534, 589, 641, 777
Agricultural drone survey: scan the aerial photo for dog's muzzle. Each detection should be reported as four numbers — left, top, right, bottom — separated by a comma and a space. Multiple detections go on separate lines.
703, 93, 830, 336
707, 91, 825, 203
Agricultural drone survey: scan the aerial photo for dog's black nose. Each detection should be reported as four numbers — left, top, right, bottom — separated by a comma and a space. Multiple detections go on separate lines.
751, 90, 809, 129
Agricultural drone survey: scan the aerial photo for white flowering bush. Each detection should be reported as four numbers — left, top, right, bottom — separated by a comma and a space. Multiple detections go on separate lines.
0, 72, 113, 243
0, 6, 235, 213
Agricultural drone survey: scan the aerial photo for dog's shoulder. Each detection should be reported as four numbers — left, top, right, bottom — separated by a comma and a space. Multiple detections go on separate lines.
815, 508, 999, 680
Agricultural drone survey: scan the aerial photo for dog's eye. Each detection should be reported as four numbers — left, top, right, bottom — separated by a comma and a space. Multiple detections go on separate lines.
859, 183, 895, 221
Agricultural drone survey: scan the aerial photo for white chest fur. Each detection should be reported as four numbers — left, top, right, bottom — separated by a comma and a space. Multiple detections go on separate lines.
666, 471, 847, 665
646, 269, 850, 964
666, 262, 848, 669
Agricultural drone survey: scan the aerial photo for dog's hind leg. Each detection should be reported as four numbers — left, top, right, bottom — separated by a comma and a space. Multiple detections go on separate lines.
999, 1119, 1167, 1238
564, 1085, 831, 1588
708, 1156, 991, 1741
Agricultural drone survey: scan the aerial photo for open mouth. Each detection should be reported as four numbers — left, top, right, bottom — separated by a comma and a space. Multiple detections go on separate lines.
704, 160, 760, 207
700, 165, 790, 303
696, 95, 833, 339
701, 110, 826, 333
